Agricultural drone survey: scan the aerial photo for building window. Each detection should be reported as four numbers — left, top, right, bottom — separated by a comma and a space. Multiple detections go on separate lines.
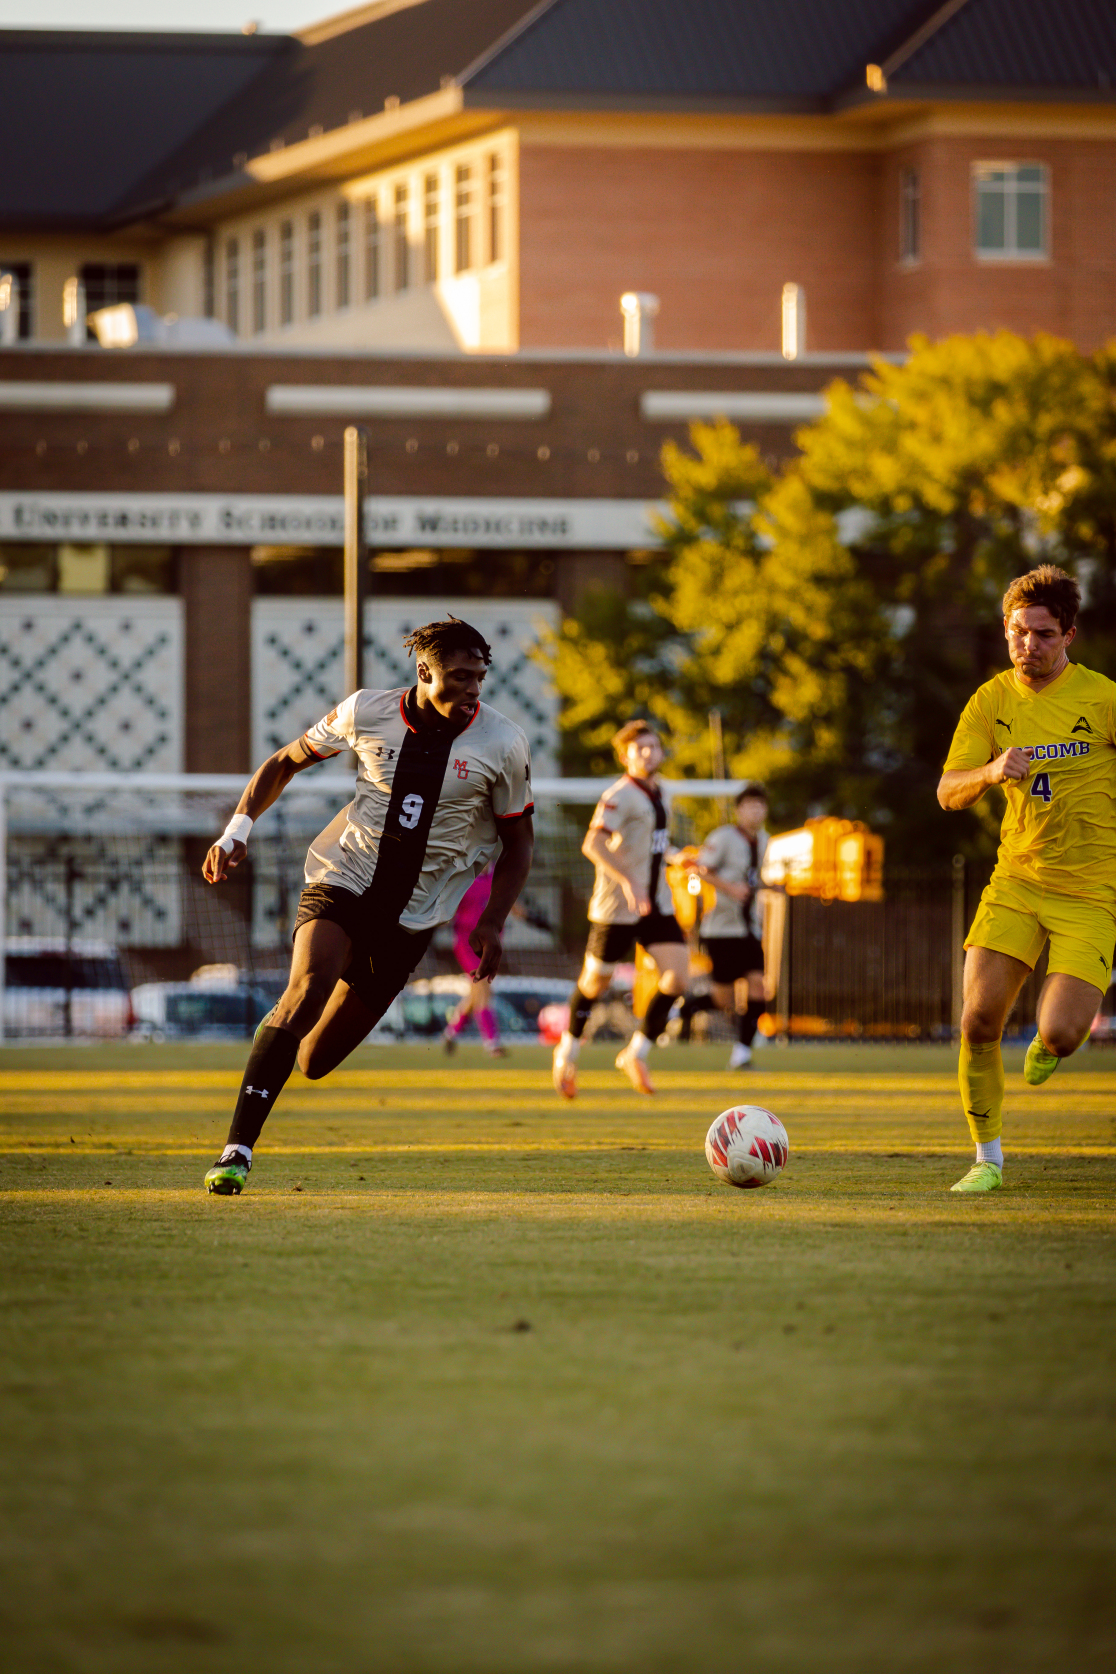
252, 228, 266, 334
364, 198, 380, 299
394, 183, 409, 290
307, 210, 322, 315
487, 152, 505, 263
80, 263, 140, 313
279, 220, 294, 325
973, 162, 1048, 259
424, 172, 440, 282
0, 261, 33, 338
336, 201, 351, 308
224, 241, 239, 335
203, 239, 215, 318
454, 164, 473, 273
900, 169, 920, 263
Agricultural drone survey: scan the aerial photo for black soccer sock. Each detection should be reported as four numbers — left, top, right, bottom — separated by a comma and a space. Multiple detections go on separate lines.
643, 987, 676, 1045
225, 1025, 301, 1152
738, 999, 765, 1048
567, 986, 595, 1040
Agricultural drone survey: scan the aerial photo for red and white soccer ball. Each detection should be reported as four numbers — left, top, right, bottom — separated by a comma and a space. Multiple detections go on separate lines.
705, 1105, 789, 1189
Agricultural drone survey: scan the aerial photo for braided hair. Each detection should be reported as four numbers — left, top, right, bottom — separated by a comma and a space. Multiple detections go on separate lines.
402, 616, 492, 668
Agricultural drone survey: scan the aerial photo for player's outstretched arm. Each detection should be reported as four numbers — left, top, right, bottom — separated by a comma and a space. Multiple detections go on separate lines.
469, 815, 534, 981
937, 747, 1031, 811
203, 738, 322, 883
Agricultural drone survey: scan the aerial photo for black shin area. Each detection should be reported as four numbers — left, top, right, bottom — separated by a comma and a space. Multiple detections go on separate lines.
643, 987, 675, 1043
226, 1025, 301, 1150
568, 986, 595, 1040
738, 999, 765, 1047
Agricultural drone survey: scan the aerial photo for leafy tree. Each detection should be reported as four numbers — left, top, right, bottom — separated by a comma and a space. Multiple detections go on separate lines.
541, 333, 1116, 858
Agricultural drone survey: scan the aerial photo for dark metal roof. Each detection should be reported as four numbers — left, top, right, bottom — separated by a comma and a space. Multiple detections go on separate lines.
0, 30, 286, 228
123, 0, 537, 218
892, 0, 1116, 92
464, 0, 1116, 108
464, 0, 927, 107
1, 2, 1113, 232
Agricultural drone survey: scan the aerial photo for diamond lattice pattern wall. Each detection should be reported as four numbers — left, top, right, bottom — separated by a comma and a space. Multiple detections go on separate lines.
252, 598, 559, 773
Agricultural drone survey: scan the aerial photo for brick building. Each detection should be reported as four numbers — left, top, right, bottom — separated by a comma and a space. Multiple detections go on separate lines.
1, 0, 1114, 784
2, 0, 1114, 356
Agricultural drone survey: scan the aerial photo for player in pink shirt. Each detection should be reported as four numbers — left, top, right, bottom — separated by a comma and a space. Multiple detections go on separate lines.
443, 867, 507, 1055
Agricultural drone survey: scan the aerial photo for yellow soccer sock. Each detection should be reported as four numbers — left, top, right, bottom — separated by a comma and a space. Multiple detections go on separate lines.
958, 1039, 1005, 1144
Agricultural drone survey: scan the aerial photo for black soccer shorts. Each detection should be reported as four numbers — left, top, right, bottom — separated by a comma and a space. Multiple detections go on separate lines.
585, 910, 686, 965
293, 882, 434, 1019
701, 934, 765, 985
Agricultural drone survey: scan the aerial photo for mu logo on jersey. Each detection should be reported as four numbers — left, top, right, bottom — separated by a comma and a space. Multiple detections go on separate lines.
454, 758, 469, 779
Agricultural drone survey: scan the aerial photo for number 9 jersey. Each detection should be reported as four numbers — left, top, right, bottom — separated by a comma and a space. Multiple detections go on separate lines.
299, 687, 532, 931
943, 661, 1116, 907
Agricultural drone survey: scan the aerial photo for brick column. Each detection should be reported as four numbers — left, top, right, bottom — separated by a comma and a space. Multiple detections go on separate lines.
179, 546, 252, 773
554, 550, 629, 617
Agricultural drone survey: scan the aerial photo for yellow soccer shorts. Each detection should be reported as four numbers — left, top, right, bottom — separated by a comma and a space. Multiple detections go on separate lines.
966, 873, 1115, 992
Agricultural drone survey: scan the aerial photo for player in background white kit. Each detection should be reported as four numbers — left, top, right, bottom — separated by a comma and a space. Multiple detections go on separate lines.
688, 783, 770, 1069
200, 617, 533, 1194
552, 721, 689, 1098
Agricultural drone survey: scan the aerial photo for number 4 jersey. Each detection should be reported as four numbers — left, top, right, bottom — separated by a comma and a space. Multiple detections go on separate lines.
943, 661, 1116, 906
300, 688, 532, 931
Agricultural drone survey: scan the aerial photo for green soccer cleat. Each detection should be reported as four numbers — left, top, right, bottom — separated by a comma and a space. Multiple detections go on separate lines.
1023, 1035, 1060, 1086
205, 1158, 249, 1196
950, 1161, 1003, 1194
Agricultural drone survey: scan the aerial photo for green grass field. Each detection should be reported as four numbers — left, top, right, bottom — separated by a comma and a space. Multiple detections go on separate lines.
2, 1040, 1115, 1674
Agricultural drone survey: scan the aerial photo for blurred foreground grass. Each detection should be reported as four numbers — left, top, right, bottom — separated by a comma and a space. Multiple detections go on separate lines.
1, 1042, 1114, 1673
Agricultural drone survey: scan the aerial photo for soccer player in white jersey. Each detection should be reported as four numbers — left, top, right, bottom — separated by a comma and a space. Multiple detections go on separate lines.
689, 782, 770, 1069
552, 721, 689, 1098
201, 617, 533, 1194
938, 566, 1116, 1194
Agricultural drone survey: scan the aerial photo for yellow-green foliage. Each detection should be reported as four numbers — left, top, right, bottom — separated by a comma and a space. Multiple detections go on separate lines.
540, 334, 1116, 855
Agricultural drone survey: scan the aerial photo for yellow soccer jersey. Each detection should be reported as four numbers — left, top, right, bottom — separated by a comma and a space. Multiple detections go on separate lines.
944, 661, 1116, 906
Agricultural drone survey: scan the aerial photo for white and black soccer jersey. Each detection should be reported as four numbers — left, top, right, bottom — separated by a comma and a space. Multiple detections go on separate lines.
300, 687, 532, 931
586, 774, 675, 925
698, 824, 768, 938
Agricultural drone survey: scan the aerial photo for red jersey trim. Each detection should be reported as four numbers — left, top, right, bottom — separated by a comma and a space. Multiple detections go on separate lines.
300, 737, 337, 762
495, 802, 534, 821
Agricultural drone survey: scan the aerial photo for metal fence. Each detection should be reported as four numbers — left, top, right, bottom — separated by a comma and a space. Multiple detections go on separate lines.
1, 773, 1111, 1042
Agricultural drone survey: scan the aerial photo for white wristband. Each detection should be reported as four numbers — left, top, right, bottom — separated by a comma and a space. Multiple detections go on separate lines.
217, 813, 253, 854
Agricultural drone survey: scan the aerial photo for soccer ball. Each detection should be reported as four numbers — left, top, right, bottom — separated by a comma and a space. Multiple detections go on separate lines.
705, 1105, 789, 1189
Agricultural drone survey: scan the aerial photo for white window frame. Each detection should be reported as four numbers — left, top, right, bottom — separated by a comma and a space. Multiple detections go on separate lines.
899, 168, 920, 266
363, 196, 380, 301
307, 209, 323, 316
279, 219, 295, 326
251, 227, 267, 335
336, 200, 351, 310
972, 161, 1049, 262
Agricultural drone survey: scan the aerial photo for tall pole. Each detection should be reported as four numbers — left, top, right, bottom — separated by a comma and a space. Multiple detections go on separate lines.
343, 426, 368, 695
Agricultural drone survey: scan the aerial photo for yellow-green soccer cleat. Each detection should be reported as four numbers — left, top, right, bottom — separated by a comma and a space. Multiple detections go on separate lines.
950, 1161, 1003, 1194
1023, 1035, 1060, 1086
205, 1158, 249, 1196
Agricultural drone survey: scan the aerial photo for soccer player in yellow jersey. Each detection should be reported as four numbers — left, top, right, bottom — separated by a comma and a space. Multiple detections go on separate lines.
938, 565, 1116, 1193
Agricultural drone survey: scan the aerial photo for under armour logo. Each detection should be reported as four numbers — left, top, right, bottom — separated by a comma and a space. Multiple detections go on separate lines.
245, 1086, 269, 1098
454, 759, 469, 779
1071, 716, 1092, 735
